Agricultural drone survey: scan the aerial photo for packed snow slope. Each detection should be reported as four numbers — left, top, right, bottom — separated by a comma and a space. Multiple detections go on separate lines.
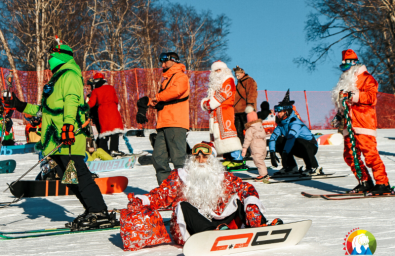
0, 130, 394, 255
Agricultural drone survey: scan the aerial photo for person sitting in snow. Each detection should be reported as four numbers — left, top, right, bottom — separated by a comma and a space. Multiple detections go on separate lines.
122, 143, 282, 250
24, 114, 42, 143
201, 61, 244, 170
269, 90, 321, 176
85, 136, 113, 162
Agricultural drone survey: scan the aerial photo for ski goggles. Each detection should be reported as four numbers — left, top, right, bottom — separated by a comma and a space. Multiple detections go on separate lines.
159, 53, 180, 63
192, 143, 213, 156
339, 60, 358, 72
274, 105, 293, 113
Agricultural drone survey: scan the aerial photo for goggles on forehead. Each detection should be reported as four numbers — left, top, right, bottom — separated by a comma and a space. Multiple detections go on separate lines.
192, 143, 212, 156
159, 53, 180, 63
340, 59, 359, 72
274, 105, 293, 113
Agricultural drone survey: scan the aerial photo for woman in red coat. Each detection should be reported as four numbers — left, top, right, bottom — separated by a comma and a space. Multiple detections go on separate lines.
87, 72, 126, 156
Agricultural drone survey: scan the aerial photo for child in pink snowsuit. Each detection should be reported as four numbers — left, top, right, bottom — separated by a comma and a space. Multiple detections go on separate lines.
241, 106, 269, 183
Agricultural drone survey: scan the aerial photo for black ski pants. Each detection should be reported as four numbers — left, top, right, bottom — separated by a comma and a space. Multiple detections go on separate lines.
152, 127, 187, 185
235, 112, 247, 145
97, 134, 119, 153
51, 155, 107, 213
180, 200, 265, 235
275, 136, 318, 169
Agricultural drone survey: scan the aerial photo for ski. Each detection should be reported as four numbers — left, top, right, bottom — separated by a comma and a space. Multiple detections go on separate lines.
301, 191, 395, 200
183, 220, 312, 256
0, 226, 120, 240
238, 174, 349, 182
301, 192, 363, 198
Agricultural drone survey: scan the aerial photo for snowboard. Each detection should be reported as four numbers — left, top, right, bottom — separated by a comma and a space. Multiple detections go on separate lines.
0, 159, 16, 174
87, 156, 136, 173
0, 143, 36, 156
9, 176, 128, 198
183, 220, 312, 256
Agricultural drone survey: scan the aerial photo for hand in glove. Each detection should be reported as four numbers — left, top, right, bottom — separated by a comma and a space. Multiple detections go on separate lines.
4, 92, 27, 112
281, 152, 288, 169
136, 96, 149, 124
61, 124, 75, 145
270, 151, 279, 167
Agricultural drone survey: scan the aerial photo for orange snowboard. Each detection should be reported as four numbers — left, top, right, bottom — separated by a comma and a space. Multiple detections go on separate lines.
95, 176, 129, 194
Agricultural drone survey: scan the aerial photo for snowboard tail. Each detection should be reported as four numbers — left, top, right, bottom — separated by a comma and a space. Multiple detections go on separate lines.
0, 159, 16, 174
183, 220, 312, 256
10, 176, 128, 198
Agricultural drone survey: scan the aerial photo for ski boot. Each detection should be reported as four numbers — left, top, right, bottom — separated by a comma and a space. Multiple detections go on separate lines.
269, 218, 284, 226
272, 166, 298, 176
254, 174, 270, 184
111, 150, 129, 157
71, 210, 119, 231
65, 210, 89, 229
306, 166, 324, 176
347, 180, 374, 194
366, 183, 393, 196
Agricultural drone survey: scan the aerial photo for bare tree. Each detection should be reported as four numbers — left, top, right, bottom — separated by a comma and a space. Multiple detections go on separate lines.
295, 0, 395, 93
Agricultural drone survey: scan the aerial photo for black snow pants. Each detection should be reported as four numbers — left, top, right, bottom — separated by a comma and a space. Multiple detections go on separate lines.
275, 136, 319, 169
152, 127, 187, 185
51, 155, 107, 213
98, 134, 120, 153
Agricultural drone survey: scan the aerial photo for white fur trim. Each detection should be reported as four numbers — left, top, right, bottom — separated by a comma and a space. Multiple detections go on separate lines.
118, 104, 121, 111
343, 127, 377, 137
200, 98, 209, 111
135, 195, 150, 206
244, 196, 266, 214
98, 128, 128, 138
245, 105, 254, 114
177, 168, 188, 183
356, 65, 367, 76
209, 97, 221, 110
211, 61, 228, 72
209, 194, 239, 220
352, 90, 359, 103
211, 120, 242, 155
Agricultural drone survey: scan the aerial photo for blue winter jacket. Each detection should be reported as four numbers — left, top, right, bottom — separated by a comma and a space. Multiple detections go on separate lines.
268, 111, 317, 153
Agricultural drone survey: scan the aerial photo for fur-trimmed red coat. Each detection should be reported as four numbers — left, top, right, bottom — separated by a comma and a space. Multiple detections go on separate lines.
87, 84, 125, 138
135, 169, 266, 245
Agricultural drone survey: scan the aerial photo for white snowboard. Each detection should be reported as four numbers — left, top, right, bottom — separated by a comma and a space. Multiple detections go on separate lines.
183, 220, 312, 256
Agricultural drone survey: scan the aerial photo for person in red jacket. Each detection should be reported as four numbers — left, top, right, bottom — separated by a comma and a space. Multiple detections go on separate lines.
332, 49, 391, 195
87, 73, 127, 156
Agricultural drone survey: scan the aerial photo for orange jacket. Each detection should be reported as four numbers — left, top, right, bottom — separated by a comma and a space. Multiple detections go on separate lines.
345, 66, 378, 137
155, 63, 190, 130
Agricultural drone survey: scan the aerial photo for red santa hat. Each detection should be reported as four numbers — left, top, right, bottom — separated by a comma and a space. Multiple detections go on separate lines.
342, 49, 358, 62
93, 72, 105, 80
211, 60, 228, 72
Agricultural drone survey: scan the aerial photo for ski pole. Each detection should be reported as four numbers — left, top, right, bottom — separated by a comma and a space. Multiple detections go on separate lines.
3, 119, 90, 193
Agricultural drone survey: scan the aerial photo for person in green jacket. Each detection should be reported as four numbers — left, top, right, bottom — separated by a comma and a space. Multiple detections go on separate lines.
5, 39, 117, 230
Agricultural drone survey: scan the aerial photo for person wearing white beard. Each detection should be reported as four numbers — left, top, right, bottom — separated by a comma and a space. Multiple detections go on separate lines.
128, 143, 282, 246
201, 61, 244, 170
331, 49, 390, 195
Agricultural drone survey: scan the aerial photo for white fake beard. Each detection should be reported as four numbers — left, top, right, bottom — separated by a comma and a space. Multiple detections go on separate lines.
182, 155, 226, 220
331, 65, 360, 110
207, 68, 234, 98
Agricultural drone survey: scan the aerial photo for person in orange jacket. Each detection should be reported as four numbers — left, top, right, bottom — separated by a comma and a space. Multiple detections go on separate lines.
332, 49, 391, 195
137, 52, 190, 185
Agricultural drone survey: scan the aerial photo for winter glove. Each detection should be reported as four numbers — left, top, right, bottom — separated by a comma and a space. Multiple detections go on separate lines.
61, 124, 75, 145
270, 151, 279, 167
4, 92, 27, 113
281, 152, 288, 169
136, 96, 149, 124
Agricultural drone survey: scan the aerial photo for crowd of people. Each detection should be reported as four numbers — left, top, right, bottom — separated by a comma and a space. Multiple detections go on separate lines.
0, 35, 391, 250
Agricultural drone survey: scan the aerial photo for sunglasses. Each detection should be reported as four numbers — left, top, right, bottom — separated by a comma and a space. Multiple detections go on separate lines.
192, 143, 212, 156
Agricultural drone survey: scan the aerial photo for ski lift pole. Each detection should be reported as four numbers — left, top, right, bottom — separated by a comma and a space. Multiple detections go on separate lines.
3, 120, 90, 193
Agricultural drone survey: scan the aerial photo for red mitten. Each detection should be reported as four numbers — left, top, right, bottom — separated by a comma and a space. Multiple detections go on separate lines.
245, 204, 266, 227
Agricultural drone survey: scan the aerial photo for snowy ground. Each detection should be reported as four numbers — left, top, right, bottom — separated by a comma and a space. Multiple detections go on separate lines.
1, 129, 394, 255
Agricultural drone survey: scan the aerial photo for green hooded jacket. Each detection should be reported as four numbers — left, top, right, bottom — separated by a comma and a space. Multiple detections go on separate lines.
23, 59, 89, 156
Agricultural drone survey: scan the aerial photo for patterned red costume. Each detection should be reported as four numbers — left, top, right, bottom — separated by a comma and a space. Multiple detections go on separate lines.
201, 61, 242, 155
333, 50, 389, 185
129, 169, 265, 245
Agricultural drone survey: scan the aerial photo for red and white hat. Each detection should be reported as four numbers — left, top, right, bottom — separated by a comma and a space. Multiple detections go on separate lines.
211, 60, 228, 72
342, 49, 358, 63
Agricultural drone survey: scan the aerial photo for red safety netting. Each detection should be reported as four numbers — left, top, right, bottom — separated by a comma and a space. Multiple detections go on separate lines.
1, 67, 395, 138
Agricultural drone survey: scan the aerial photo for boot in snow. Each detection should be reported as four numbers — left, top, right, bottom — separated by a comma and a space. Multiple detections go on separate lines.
367, 183, 393, 196
71, 210, 119, 231
347, 180, 374, 194
65, 210, 88, 229
272, 166, 298, 176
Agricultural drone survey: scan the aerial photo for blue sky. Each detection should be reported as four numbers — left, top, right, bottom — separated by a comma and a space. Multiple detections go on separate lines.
168, 0, 345, 92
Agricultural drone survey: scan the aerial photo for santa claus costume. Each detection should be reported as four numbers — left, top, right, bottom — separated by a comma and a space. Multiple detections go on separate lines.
332, 49, 391, 195
120, 143, 281, 251
201, 61, 243, 163
87, 73, 127, 155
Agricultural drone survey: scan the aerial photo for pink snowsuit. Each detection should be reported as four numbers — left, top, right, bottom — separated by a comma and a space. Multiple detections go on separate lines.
243, 120, 267, 176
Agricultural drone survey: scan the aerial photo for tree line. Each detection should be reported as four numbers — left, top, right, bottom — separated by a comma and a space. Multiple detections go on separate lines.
295, 0, 395, 94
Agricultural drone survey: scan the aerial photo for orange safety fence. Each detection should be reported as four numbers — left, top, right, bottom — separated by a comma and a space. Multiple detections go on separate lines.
1, 67, 395, 138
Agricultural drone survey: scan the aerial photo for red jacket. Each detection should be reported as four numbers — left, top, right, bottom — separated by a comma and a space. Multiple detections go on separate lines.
88, 84, 125, 137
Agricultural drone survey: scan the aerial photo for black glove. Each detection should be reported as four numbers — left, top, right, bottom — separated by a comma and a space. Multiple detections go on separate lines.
4, 92, 27, 113
270, 151, 279, 167
281, 152, 288, 169
136, 96, 149, 124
